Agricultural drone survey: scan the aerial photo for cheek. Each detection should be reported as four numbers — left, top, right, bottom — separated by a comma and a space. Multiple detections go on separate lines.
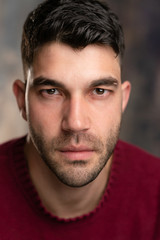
91, 98, 122, 136
27, 97, 62, 136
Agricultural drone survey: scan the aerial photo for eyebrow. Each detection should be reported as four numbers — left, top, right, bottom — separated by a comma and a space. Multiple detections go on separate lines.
32, 76, 66, 89
32, 76, 119, 89
89, 77, 119, 88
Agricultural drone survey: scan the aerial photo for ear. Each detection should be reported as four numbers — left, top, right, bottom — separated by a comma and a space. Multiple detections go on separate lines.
13, 80, 27, 121
121, 81, 131, 112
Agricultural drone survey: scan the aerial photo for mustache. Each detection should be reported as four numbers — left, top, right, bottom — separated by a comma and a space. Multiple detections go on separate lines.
50, 132, 104, 152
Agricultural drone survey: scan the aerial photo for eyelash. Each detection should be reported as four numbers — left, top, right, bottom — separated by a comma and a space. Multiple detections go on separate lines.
92, 88, 109, 96
41, 88, 61, 95
40, 87, 110, 98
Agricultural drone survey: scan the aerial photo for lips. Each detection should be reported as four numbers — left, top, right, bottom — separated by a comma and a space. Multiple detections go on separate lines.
58, 145, 94, 161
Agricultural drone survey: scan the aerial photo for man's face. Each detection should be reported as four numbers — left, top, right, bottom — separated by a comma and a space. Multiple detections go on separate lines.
17, 43, 130, 187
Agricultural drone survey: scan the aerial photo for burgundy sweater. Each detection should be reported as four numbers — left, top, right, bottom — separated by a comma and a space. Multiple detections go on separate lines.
0, 136, 160, 240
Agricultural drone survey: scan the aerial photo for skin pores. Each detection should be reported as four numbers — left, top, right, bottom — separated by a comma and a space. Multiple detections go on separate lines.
16, 42, 131, 187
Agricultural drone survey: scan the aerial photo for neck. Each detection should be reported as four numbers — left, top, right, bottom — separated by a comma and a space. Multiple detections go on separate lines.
24, 138, 113, 219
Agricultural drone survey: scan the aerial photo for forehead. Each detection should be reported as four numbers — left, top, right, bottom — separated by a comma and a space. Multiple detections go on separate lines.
31, 42, 121, 85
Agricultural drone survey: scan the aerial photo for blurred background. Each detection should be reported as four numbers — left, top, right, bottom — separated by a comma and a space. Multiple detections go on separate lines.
0, 0, 160, 157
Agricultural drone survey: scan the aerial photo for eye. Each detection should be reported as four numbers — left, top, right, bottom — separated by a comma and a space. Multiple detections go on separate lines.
93, 88, 108, 95
42, 88, 60, 95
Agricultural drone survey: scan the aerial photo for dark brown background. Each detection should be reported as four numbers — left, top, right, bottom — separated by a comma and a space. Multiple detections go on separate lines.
0, 0, 160, 157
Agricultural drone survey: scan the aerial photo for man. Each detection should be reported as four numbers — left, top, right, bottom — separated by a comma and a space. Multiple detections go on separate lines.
0, 0, 160, 239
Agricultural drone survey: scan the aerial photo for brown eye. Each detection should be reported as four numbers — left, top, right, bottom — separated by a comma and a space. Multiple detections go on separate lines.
93, 88, 107, 95
44, 88, 60, 95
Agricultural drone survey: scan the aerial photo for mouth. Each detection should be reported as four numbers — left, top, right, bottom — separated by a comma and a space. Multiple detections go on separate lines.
58, 145, 94, 161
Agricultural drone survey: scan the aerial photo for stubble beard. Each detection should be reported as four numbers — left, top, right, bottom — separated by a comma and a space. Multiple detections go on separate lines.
29, 123, 121, 188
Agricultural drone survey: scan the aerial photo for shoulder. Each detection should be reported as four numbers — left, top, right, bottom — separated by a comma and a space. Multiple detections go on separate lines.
0, 136, 26, 159
112, 141, 160, 231
115, 139, 160, 180
0, 136, 27, 189
116, 139, 159, 160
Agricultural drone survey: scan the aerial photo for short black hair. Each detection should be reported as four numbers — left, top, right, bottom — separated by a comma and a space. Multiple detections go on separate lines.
22, 0, 125, 78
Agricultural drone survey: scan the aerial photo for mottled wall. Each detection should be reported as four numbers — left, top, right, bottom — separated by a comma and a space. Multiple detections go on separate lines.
0, 0, 160, 157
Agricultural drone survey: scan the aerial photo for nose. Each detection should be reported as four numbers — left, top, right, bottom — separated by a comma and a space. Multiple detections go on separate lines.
62, 95, 90, 133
